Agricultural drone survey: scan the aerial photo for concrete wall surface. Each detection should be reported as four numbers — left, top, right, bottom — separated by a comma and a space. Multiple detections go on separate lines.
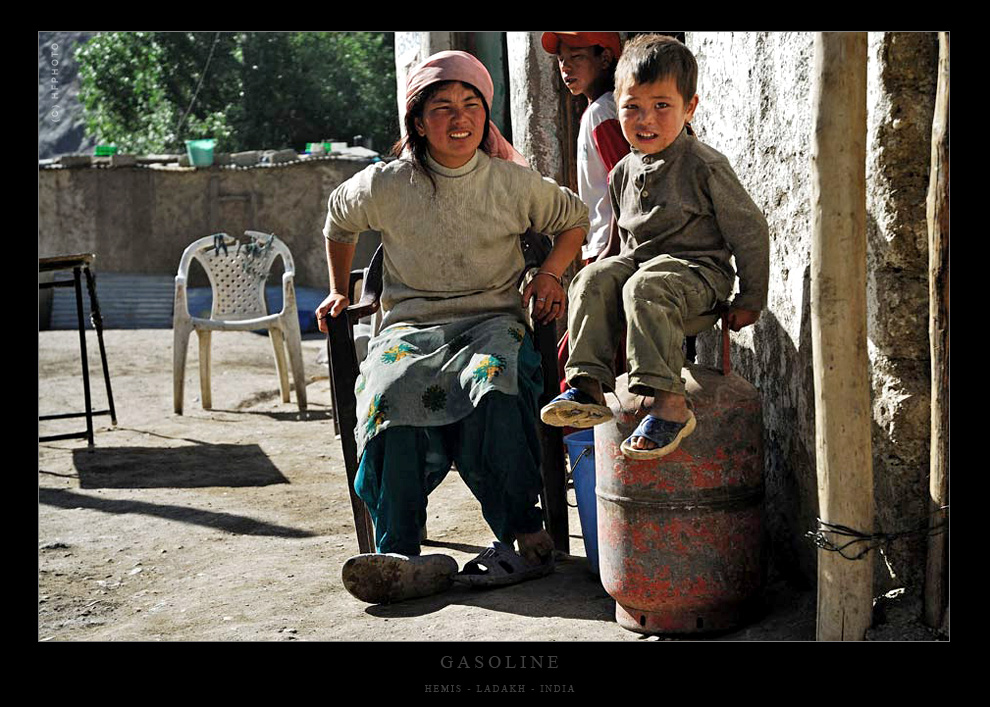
506, 31, 566, 184
39, 156, 378, 293
687, 31, 938, 593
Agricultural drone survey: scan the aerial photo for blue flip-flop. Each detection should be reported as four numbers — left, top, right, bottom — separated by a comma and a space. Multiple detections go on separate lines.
539, 387, 613, 428
620, 412, 697, 459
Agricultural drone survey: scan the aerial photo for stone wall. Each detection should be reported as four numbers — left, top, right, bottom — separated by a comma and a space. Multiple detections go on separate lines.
687, 31, 938, 592
506, 32, 567, 184
864, 32, 939, 594
38, 155, 380, 293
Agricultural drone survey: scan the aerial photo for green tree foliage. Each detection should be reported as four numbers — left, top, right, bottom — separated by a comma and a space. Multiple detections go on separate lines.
77, 31, 398, 154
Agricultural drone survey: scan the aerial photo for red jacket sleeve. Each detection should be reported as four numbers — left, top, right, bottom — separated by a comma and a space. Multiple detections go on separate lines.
591, 118, 630, 176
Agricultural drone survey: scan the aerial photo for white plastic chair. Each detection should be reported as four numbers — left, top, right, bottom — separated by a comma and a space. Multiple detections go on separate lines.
173, 231, 307, 415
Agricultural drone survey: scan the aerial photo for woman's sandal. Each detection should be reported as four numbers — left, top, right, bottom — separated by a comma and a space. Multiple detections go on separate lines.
341, 552, 458, 604
620, 411, 697, 460
540, 387, 613, 428
453, 541, 555, 588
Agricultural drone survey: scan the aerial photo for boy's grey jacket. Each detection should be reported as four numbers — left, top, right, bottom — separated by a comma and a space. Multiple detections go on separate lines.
608, 128, 770, 312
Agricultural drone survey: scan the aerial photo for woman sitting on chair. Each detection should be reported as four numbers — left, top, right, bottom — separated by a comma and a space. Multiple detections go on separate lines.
316, 50, 588, 604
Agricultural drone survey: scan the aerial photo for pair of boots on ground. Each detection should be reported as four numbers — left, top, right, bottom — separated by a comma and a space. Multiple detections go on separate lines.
541, 376, 696, 459
342, 528, 555, 605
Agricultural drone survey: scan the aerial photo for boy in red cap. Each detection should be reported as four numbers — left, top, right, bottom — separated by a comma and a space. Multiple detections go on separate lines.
542, 32, 629, 262
543, 32, 631, 399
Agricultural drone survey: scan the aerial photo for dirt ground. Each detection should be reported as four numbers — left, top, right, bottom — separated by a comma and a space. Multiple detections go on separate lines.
38, 328, 940, 652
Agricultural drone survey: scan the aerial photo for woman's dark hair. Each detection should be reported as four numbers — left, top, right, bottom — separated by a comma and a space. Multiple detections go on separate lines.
391, 80, 492, 189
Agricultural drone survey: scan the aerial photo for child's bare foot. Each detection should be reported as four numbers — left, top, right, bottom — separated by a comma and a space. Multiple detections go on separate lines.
516, 529, 554, 565
628, 391, 691, 450
620, 391, 696, 458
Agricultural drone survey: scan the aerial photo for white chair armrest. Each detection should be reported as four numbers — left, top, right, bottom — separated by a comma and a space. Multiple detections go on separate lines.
281, 251, 296, 278
280, 271, 297, 315
173, 274, 189, 319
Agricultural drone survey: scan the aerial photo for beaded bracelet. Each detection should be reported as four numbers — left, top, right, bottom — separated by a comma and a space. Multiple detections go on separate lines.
536, 269, 562, 285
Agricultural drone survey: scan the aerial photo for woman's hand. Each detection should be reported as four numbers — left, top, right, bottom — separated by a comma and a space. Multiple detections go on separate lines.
316, 292, 351, 334
521, 226, 583, 325
319, 238, 357, 334
522, 271, 566, 325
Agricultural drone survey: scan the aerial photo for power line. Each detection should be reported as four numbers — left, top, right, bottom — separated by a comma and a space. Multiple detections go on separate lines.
175, 32, 222, 142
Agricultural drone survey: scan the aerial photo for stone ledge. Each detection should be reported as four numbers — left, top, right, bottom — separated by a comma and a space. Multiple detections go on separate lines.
110, 154, 138, 167
231, 150, 262, 166
40, 147, 384, 170
57, 154, 92, 168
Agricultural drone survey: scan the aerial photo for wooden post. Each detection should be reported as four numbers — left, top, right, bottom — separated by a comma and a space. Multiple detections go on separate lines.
810, 32, 874, 641
924, 31, 949, 633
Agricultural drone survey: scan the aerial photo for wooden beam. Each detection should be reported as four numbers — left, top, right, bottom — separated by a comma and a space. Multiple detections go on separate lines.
924, 31, 949, 633
810, 32, 874, 641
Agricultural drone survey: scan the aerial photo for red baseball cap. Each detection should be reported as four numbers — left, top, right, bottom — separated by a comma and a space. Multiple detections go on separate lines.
541, 32, 622, 58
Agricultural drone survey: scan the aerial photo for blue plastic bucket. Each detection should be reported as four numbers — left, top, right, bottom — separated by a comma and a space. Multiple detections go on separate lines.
564, 429, 599, 574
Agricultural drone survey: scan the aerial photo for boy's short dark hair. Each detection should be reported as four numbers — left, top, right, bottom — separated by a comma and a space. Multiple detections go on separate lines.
614, 34, 698, 103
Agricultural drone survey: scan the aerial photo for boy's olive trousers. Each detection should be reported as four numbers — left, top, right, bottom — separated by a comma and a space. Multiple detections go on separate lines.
564, 254, 731, 397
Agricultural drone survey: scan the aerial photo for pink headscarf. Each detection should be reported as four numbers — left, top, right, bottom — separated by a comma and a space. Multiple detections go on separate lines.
404, 50, 529, 168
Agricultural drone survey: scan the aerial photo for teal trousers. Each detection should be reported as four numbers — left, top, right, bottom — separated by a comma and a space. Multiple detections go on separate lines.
355, 334, 545, 556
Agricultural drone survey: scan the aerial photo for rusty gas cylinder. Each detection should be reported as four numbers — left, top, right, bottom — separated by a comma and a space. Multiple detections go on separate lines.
595, 358, 765, 635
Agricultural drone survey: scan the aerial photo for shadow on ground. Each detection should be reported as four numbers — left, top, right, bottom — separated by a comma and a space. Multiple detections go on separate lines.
366, 555, 616, 623
68, 442, 289, 489
363, 554, 817, 641
235, 408, 333, 422
38, 487, 316, 538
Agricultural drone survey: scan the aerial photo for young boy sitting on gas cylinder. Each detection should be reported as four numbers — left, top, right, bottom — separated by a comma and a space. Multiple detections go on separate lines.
541, 33, 769, 459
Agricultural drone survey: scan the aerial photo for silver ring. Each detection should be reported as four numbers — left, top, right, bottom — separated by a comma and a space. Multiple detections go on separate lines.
537, 297, 546, 302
